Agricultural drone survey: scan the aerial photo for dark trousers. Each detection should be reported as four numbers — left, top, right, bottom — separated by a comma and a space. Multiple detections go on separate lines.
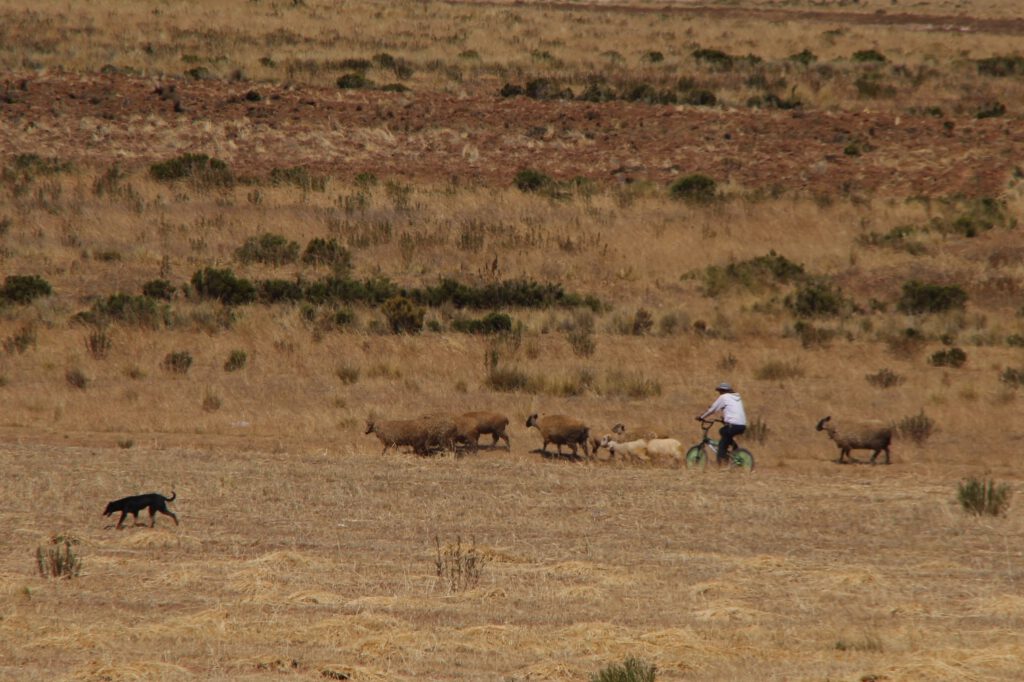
717, 423, 746, 463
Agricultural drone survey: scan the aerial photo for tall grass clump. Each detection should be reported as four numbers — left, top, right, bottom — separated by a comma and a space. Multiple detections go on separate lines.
1, 274, 52, 304
224, 350, 247, 372
591, 657, 656, 682
434, 535, 487, 593
896, 410, 934, 445
754, 360, 804, 381
957, 478, 1012, 516
36, 534, 82, 579
669, 174, 716, 204
866, 368, 904, 388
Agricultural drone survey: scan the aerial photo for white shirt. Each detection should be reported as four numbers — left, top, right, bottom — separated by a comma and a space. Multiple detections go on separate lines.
701, 393, 747, 426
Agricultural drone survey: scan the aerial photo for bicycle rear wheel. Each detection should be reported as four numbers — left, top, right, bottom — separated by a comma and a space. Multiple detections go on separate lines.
731, 448, 755, 471
685, 445, 706, 470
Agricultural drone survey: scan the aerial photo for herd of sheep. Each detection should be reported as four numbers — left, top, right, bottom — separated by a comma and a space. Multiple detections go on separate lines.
365, 411, 895, 465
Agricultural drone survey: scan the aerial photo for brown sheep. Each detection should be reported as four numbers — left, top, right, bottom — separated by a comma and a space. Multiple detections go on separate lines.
458, 411, 511, 450
526, 413, 590, 459
365, 418, 430, 455
417, 413, 460, 453
816, 416, 893, 464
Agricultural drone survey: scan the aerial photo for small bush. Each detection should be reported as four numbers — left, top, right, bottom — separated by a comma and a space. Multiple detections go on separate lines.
162, 351, 193, 374
793, 321, 837, 348
785, 279, 846, 318
236, 233, 300, 266
36, 534, 81, 579
696, 251, 805, 297
382, 296, 424, 334
65, 368, 89, 390
898, 280, 967, 314
866, 368, 904, 388
852, 49, 886, 63
302, 238, 352, 273
1, 274, 52, 304
202, 391, 222, 412
142, 279, 175, 300
886, 327, 926, 359
3, 325, 36, 354
191, 268, 257, 305
514, 168, 553, 193
957, 477, 1012, 516
451, 312, 513, 335
484, 365, 532, 392
337, 72, 372, 89
789, 48, 817, 65
224, 350, 247, 372
258, 279, 304, 304
567, 328, 597, 357
754, 360, 804, 381
591, 657, 656, 682
149, 153, 233, 187
77, 294, 171, 329
336, 363, 360, 385
930, 347, 967, 368
434, 535, 487, 593
1000, 367, 1024, 388
976, 55, 1024, 77
692, 48, 734, 69
631, 309, 654, 336
85, 330, 112, 359
896, 410, 934, 445
669, 174, 716, 203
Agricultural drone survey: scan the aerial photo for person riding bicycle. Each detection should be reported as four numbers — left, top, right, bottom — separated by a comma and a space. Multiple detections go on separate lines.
696, 382, 747, 465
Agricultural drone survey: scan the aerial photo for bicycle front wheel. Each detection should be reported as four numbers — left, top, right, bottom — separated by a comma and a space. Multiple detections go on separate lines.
731, 448, 755, 471
685, 445, 707, 470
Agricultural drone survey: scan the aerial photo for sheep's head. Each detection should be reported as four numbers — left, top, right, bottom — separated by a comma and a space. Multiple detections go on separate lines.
815, 416, 832, 432
612, 423, 626, 435
526, 413, 538, 428
364, 420, 376, 434
599, 435, 613, 448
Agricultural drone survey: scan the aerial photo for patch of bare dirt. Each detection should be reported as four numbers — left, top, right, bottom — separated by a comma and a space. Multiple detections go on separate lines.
2, 71, 1021, 197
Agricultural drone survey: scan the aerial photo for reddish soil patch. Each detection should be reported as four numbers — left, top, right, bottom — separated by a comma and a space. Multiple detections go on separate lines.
2, 71, 1022, 196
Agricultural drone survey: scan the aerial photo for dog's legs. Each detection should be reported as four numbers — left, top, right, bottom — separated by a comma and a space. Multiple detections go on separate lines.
116, 511, 127, 529
158, 508, 179, 526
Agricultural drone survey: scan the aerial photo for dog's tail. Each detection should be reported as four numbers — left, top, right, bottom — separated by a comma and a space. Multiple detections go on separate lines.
165, 490, 176, 502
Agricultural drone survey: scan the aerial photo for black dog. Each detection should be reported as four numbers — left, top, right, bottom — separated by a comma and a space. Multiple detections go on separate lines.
103, 491, 178, 529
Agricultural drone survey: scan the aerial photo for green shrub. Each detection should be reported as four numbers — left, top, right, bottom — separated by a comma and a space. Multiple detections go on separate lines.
897, 280, 967, 314
258, 279, 304, 303
976, 102, 1006, 119
36, 534, 81, 579
162, 350, 193, 374
142, 279, 175, 300
682, 89, 717, 106
793, 320, 837, 348
1, 274, 52, 304
414, 277, 600, 311
382, 296, 424, 334
451, 312, 513, 335
692, 48, 734, 69
789, 48, 817, 65
642, 50, 664, 63
514, 168, 553, 193
930, 347, 967, 368
337, 72, 372, 89
896, 410, 934, 445
1007, 334, 1024, 348
976, 55, 1024, 77
591, 657, 656, 682
191, 268, 257, 305
785, 279, 846, 318
866, 368, 904, 388
149, 153, 233, 187
958, 477, 1012, 516
302, 238, 352, 273
852, 49, 886, 63
77, 294, 170, 329
1000, 367, 1024, 388
696, 251, 805, 297
235, 233, 300, 266
669, 174, 716, 203
224, 350, 247, 372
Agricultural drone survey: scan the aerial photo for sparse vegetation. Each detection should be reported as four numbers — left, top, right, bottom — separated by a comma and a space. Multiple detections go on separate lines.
162, 351, 194, 374
669, 174, 717, 204
930, 347, 967, 368
149, 153, 233, 187
224, 350, 247, 372
866, 368, 904, 388
36, 534, 82, 579
434, 535, 487, 593
957, 477, 1012, 516
898, 281, 967, 314
591, 657, 657, 682
896, 410, 934, 445
236, 233, 300, 266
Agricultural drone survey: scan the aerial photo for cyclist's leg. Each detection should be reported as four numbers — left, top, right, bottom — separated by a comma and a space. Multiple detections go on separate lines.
718, 424, 746, 464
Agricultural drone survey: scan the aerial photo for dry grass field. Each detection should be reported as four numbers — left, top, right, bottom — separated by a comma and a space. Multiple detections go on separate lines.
1, 0, 1024, 680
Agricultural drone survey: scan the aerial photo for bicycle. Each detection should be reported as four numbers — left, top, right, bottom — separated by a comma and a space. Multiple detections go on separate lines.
685, 419, 755, 471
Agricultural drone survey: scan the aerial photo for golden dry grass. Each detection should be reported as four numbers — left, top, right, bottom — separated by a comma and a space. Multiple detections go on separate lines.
2, 1, 1024, 680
